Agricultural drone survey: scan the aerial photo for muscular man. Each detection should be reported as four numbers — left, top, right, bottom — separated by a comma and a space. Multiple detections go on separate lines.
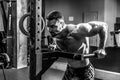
46, 10, 108, 80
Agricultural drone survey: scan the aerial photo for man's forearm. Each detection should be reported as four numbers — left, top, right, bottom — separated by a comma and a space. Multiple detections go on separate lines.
85, 37, 90, 53
99, 26, 108, 49
99, 38, 106, 49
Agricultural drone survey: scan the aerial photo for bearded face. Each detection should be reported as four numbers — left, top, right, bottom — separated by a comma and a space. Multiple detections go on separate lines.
47, 19, 64, 37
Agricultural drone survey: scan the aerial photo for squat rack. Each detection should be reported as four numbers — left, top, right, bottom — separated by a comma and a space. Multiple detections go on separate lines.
28, 0, 44, 80
19, 0, 45, 79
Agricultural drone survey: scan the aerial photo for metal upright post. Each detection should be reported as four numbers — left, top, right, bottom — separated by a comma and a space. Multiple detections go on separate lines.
7, 0, 17, 67
29, 0, 37, 79
35, 0, 42, 76
29, 0, 42, 80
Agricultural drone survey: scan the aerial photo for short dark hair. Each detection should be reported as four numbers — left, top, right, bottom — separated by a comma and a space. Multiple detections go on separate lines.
46, 10, 62, 20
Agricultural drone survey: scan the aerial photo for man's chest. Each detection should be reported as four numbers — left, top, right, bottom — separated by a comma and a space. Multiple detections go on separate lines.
56, 37, 85, 52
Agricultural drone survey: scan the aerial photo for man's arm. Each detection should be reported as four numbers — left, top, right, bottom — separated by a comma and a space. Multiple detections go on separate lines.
86, 21, 108, 58
85, 37, 89, 54
98, 24, 108, 49
95, 24, 108, 58
88, 21, 108, 49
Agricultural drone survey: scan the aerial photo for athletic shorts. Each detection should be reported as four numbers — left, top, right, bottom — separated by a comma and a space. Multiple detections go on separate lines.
62, 63, 95, 80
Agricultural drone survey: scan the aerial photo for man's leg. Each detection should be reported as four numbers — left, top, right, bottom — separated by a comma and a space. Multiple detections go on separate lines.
62, 63, 95, 80
84, 63, 95, 80
62, 65, 74, 80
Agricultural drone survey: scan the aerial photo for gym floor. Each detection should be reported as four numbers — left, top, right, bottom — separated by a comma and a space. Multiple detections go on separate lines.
0, 67, 101, 80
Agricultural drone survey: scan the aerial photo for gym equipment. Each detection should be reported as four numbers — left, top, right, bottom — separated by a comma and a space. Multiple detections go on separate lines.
34, 48, 98, 78
19, 14, 98, 79
19, 0, 44, 80
0, 53, 10, 68
0, 0, 16, 68
19, 0, 99, 80
19, 13, 45, 37
6, 0, 16, 68
19, 13, 30, 36
19, 2, 98, 80
42, 50, 97, 60
0, 62, 6, 80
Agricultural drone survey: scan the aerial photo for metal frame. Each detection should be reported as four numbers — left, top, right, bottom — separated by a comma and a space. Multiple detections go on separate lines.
29, 0, 42, 80
7, 0, 17, 67
18, 0, 43, 79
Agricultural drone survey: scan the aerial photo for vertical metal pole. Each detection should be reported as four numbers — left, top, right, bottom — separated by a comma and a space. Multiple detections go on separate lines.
7, 1, 17, 67
35, 0, 42, 75
29, 0, 42, 80
7, 1, 12, 65
29, 0, 36, 79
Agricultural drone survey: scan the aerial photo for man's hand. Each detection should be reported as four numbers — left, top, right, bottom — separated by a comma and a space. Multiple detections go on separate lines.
48, 38, 58, 51
48, 43, 57, 51
2, 38, 7, 43
94, 49, 107, 59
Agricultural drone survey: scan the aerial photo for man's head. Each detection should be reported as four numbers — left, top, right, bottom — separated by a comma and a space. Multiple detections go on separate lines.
46, 10, 65, 37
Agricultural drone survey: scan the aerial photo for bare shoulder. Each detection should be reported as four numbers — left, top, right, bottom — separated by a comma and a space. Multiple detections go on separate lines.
76, 23, 92, 33
88, 21, 107, 24
66, 24, 77, 32
67, 23, 92, 31
88, 21, 108, 29
87, 21, 108, 36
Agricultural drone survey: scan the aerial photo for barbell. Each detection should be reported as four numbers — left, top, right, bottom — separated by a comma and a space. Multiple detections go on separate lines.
42, 50, 98, 61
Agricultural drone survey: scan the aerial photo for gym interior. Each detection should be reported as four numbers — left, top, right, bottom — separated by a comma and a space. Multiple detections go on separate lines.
0, 0, 120, 80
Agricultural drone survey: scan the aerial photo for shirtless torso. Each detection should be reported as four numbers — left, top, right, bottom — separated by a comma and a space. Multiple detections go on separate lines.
48, 21, 108, 68
46, 11, 108, 80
